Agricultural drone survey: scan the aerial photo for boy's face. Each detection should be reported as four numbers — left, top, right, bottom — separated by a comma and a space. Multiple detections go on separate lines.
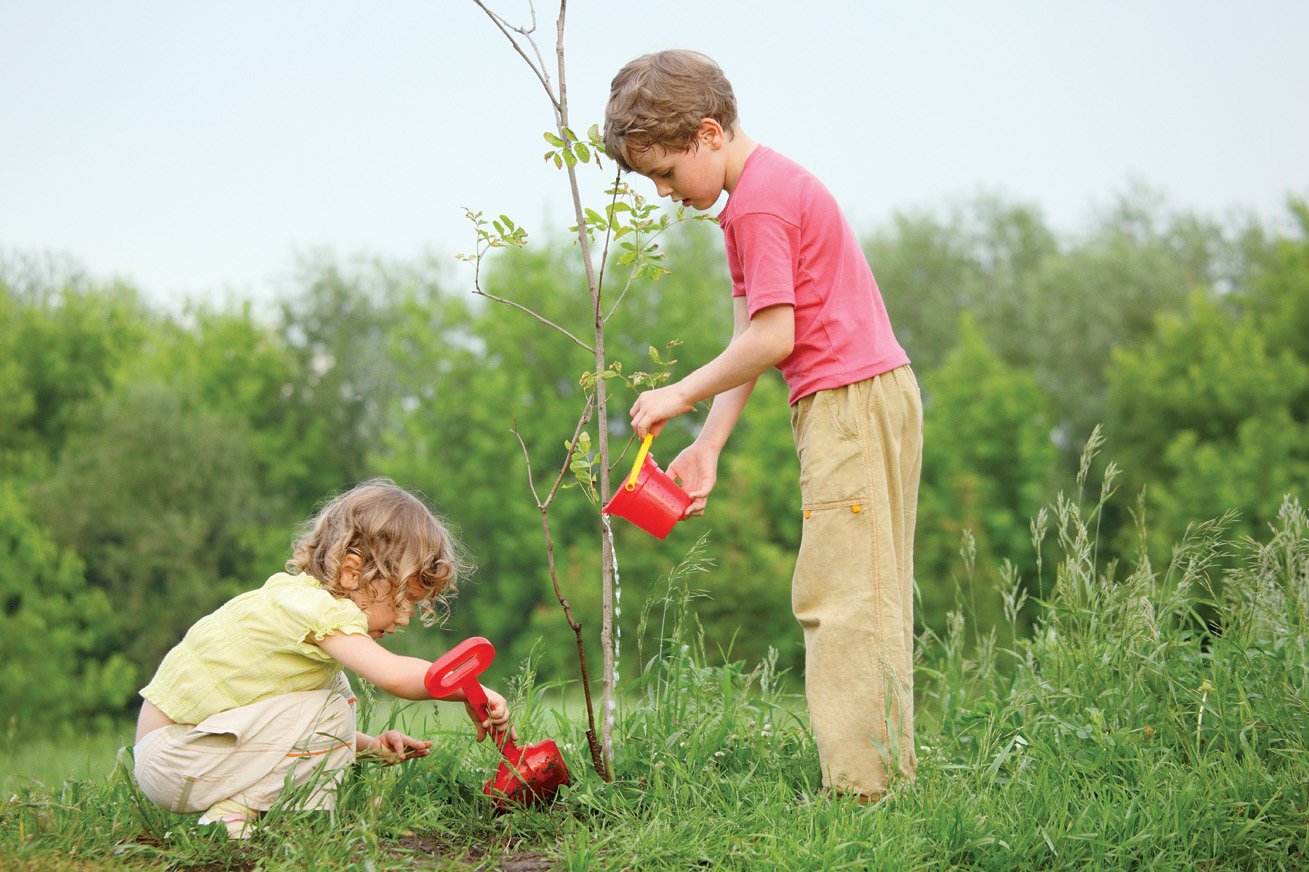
631, 121, 727, 212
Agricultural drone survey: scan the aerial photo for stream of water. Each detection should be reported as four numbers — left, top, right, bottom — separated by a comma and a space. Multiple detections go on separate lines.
604, 516, 620, 736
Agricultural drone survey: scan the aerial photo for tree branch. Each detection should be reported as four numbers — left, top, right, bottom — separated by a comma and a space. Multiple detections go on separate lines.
471, 0, 562, 116
471, 287, 594, 354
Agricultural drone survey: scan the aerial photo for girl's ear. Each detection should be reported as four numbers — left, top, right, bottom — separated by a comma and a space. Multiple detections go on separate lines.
339, 553, 364, 590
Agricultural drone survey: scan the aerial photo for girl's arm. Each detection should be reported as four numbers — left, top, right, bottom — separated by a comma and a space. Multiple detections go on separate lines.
316, 630, 434, 699
315, 631, 513, 741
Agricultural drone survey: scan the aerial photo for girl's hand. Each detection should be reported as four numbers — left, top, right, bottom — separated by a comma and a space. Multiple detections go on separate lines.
465, 686, 518, 744
359, 729, 432, 765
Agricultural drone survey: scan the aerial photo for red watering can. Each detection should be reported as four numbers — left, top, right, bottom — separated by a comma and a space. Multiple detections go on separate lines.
602, 434, 693, 539
424, 637, 571, 809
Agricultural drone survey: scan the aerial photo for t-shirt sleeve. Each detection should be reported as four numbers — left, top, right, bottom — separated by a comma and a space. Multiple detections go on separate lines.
277, 585, 370, 648
726, 211, 800, 315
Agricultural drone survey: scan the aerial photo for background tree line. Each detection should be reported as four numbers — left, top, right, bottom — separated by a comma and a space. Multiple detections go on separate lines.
2, 189, 1306, 734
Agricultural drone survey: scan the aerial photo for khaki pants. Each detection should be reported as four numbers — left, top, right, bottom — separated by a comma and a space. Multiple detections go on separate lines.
790, 365, 922, 796
133, 672, 357, 815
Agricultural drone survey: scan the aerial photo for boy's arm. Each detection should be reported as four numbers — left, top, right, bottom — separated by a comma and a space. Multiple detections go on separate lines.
630, 300, 793, 439
635, 299, 792, 515
666, 377, 754, 516
695, 297, 776, 450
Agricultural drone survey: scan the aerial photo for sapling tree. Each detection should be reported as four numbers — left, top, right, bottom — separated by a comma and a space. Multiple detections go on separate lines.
464, 0, 706, 779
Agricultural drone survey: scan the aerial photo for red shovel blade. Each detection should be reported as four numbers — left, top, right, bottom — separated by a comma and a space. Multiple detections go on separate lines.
426, 637, 572, 809
484, 738, 571, 809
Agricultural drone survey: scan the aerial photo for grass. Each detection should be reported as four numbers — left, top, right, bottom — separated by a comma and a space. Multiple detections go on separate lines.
4, 449, 1308, 870
0, 725, 133, 799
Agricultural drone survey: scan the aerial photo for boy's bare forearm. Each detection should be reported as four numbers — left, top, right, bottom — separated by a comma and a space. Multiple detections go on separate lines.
676, 304, 793, 406
631, 301, 791, 439
696, 380, 755, 451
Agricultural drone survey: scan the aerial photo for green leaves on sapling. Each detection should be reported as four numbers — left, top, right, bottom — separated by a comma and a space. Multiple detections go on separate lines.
629, 340, 681, 389
455, 208, 528, 264
564, 339, 685, 502
543, 126, 600, 170
564, 429, 600, 503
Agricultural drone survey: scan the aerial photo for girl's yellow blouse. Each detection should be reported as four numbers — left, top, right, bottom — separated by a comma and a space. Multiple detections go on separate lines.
141, 572, 368, 725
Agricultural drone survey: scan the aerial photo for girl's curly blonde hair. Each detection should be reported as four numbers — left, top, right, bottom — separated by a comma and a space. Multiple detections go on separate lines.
603, 49, 738, 174
287, 478, 469, 626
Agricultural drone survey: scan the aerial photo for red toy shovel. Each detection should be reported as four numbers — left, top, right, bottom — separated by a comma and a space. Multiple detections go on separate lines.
424, 636, 571, 809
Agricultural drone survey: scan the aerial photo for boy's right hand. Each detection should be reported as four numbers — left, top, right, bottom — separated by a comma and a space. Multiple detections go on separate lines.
466, 685, 517, 744
630, 384, 693, 440
668, 441, 720, 517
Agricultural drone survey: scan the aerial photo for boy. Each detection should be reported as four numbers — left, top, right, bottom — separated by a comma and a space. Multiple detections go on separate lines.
604, 50, 922, 801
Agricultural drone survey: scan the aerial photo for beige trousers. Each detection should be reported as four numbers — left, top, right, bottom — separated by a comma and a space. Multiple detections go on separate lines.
790, 365, 922, 796
133, 672, 357, 814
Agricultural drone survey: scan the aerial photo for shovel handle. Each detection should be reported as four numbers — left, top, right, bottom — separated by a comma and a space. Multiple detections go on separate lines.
424, 637, 520, 758
624, 433, 654, 491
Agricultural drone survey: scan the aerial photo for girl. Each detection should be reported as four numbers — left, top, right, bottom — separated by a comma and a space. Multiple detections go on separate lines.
133, 478, 514, 839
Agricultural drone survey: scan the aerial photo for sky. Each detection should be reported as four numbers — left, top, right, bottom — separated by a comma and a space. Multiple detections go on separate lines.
3, 0, 1307, 309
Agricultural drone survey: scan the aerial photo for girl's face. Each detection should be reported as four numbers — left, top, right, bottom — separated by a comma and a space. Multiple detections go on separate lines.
348, 579, 422, 639
340, 555, 427, 640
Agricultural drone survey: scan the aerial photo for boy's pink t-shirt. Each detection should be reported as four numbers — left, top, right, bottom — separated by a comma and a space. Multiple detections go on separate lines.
718, 146, 909, 405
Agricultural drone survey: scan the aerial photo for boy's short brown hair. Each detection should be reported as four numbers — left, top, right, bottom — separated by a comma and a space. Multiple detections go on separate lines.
604, 50, 738, 173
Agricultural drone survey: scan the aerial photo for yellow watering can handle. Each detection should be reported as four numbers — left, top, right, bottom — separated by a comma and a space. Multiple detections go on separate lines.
625, 434, 654, 491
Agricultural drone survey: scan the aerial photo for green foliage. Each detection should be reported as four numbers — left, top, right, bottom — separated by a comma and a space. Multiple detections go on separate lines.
0, 265, 152, 476
868, 188, 1237, 467
1242, 198, 1309, 366
139, 300, 330, 517
916, 316, 1060, 636
0, 481, 136, 735
918, 469, 1309, 871
866, 196, 1058, 375
542, 124, 603, 171
31, 381, 272, 679
277, 254, 426, 502
2, 192, 1308, 736
1016, 190, 1232, 454
1106, 290, 1309, 569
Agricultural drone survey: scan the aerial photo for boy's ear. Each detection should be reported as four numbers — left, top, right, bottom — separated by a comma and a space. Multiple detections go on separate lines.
697, 118, 726, 149
339, 553, 363, 590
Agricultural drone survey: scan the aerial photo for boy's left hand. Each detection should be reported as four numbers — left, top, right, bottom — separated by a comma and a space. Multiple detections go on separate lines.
362, 730, 432, 765
667, 441, 720, 517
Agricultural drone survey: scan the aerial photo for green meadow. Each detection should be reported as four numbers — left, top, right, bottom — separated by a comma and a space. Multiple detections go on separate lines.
5, 455, 1307, 871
